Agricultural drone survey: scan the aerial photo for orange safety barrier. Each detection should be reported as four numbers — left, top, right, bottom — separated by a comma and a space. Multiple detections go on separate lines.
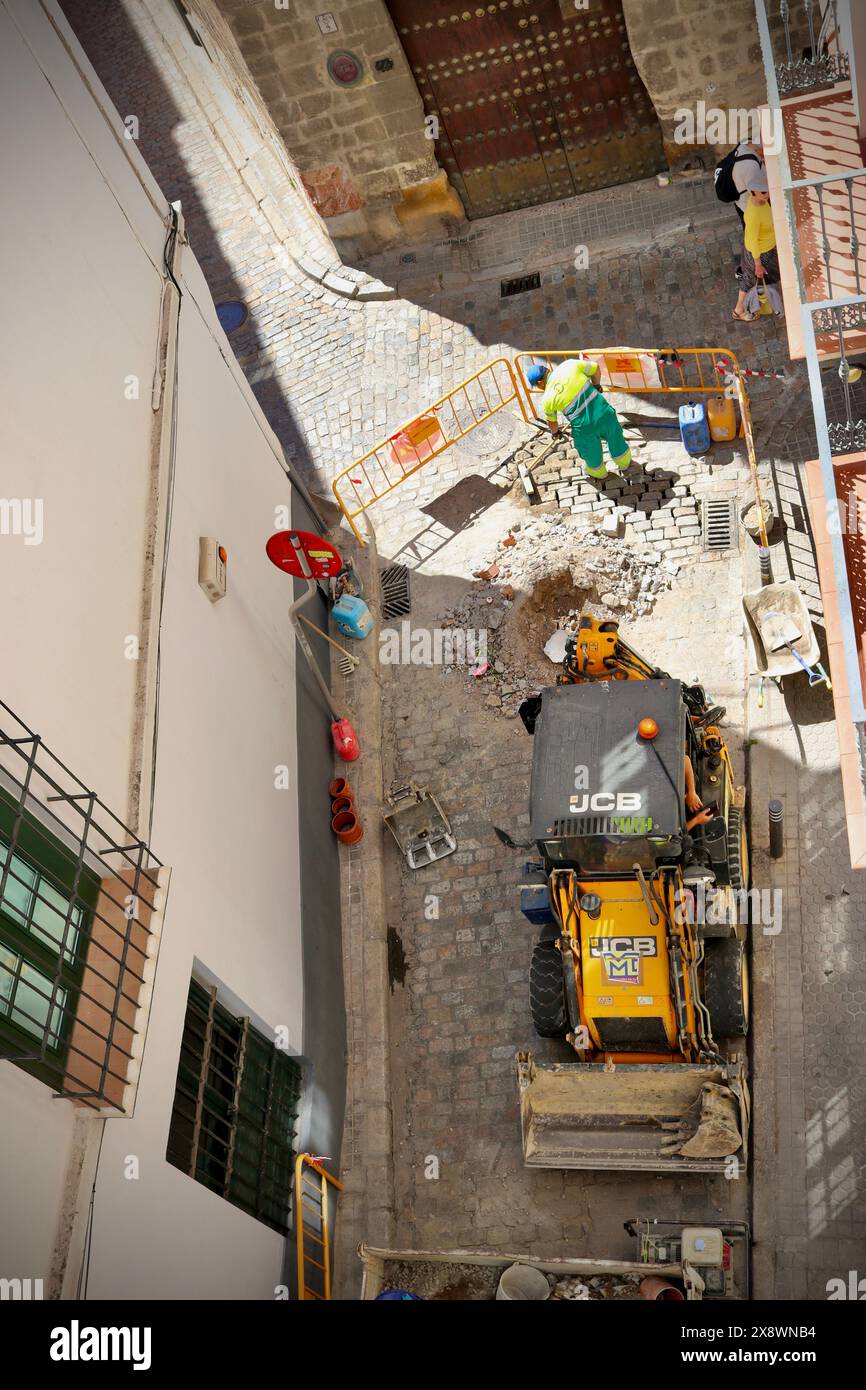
295, 1153, 344, 1300
332, 357, 530, 543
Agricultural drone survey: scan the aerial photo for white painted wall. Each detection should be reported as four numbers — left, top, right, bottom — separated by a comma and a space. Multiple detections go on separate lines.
0, 0, 305, 1298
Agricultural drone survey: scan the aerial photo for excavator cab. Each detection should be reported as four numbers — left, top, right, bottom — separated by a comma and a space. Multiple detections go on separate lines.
512, 618, 750, 1174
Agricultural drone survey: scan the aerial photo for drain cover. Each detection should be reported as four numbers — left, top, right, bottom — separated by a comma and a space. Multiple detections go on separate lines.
702, 498, 737, 551
500, 272, 541, 298
380, 564, 411, 620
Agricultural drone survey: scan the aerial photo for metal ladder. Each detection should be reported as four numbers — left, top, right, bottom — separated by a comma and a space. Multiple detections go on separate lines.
294, 1153, 344, 1300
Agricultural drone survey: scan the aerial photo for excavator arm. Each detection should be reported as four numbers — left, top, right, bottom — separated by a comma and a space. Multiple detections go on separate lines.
519, 617, 663, 734
559, 617, 663, 684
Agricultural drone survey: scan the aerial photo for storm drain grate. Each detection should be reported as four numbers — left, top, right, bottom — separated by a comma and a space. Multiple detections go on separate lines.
380, 564, 412, 620
500, 271, 541, 298
702, 498, 738, 552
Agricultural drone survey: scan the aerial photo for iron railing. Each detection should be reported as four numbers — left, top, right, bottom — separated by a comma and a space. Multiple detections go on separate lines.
166, 977, 303, 1236
774, 0, 849, 94
755, 0, 866, 727
0, 700, 164, 1110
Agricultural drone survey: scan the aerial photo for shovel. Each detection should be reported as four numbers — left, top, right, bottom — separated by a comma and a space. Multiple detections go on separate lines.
764, 612, 832, 690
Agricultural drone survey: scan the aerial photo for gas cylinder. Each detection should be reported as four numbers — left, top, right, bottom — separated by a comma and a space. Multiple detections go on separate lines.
707, 394, 738, 442
330, 717, 360, 762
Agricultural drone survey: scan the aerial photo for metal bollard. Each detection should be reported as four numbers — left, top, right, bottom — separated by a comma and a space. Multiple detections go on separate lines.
758, 547, 773, 584
769, 799, 784, 859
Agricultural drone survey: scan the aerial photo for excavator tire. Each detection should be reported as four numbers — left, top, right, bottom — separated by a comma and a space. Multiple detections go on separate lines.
704, 937, 749, 1038
726, 806, 748, 892
529, 940, 568, 1039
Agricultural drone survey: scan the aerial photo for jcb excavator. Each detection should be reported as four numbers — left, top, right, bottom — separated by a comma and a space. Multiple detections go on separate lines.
505, 617, 750, 1174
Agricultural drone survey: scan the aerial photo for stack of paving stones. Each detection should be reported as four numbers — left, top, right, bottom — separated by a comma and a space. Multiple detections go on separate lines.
517, 437, 705, 558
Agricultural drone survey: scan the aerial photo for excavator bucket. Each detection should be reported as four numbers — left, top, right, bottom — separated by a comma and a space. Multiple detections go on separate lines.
517, 1054, 749, 1174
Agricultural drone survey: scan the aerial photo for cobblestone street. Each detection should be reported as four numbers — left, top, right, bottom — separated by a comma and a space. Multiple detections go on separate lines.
63, 0, 866, 1303
374, 551, 751, 1270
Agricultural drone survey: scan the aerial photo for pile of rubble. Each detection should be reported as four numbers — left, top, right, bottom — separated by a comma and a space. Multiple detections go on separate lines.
438, 512, 681, 717
548, 1273, 646, 1301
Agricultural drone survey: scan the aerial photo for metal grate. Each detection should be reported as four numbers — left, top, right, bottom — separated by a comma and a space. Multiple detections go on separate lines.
0, 700, 163, 1112
166, 978, 302, 1237
501, 272, 541, 298
553, 817, 617, 836
703, 498, 738, 552
380, 563, 412, 620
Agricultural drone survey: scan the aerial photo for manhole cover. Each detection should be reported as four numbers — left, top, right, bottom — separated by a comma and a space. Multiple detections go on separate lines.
380, 564, 411, 620
702, 498, 738, 551
456, 412, 518, 459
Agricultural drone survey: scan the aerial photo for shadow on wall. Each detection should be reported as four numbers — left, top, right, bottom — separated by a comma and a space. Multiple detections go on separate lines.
59, 0, 320, 490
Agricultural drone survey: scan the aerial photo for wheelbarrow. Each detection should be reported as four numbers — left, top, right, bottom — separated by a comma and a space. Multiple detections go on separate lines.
743, 581, 831, 689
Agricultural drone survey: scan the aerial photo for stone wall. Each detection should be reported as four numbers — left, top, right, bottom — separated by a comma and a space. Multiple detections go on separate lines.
214, 0, 464, 257
621, 0, 808, 170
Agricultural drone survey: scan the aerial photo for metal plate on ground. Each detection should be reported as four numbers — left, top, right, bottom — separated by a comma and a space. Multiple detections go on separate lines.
703, 498, 738, 552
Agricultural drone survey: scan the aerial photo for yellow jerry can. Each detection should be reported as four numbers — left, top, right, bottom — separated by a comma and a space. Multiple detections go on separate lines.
707, 394, 738, 442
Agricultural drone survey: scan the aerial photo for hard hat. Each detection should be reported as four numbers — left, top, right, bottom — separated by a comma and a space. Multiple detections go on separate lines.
526, 363, 548, 386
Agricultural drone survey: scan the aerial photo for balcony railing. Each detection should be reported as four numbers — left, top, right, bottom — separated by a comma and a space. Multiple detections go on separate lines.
0, 700, 165, 1112
757, 0, 866, 456
774, 0, 850, 95
756, 0, 866, 738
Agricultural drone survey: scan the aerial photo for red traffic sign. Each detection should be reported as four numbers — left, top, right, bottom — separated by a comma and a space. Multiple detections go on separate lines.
266, 530, 344, 580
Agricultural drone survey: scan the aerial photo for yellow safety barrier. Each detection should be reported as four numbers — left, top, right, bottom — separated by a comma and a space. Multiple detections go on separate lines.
515, 347, 747, 408
518, 347, 769, 545
295, 1153, 343, 1300
332, 356, 530, 543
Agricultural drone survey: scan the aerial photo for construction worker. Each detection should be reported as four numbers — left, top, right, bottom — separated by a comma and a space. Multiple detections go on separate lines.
526, 359, 634, 480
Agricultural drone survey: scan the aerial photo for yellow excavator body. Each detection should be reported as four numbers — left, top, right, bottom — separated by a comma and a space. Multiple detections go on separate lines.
514, 617, 750, 1173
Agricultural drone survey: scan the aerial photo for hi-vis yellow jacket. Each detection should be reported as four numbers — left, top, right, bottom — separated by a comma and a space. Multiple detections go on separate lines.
542, 358, 600, 423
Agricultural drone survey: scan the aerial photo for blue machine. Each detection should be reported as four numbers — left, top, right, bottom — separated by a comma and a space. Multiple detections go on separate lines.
332, 594, 373, 640
520, 884, 555, 926
678, 400, 711, 456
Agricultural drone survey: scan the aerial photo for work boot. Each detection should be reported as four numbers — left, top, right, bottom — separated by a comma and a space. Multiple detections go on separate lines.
612, 448, 636, 474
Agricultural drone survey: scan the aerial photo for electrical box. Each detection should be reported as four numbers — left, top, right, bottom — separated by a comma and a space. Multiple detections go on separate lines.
681, 1227, 724, 1266
198, 536, 227, 602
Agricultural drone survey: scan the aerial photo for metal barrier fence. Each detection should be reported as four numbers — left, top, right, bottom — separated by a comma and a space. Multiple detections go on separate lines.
331, 356, 530, 542
515, 347, 745, 411
295, 1152, 343, 1300
332, 348, 751, 541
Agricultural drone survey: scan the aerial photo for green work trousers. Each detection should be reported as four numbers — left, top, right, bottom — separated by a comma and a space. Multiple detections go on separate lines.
568, 393, 632, 477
